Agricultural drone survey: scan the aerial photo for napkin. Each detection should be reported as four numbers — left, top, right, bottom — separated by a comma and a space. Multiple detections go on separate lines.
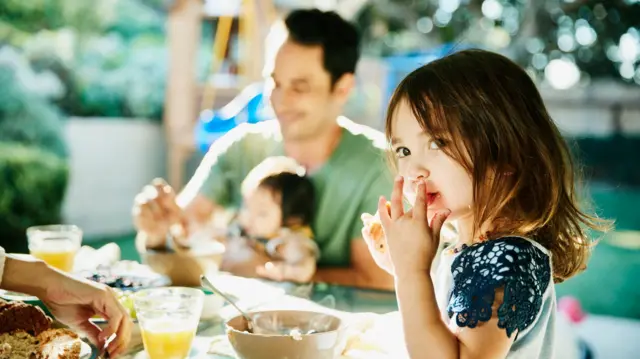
73, 243, 120, 272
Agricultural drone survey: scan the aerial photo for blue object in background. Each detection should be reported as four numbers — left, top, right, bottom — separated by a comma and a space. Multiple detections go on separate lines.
196, 44, 480, 153
384, 43, 479, 104
195, 82, 274, 153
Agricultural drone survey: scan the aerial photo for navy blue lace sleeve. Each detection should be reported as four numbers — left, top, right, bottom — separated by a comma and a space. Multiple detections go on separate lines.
446, 237, 551, 337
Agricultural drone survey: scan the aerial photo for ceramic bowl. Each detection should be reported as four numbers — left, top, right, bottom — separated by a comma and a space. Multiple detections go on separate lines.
141, 241, 225, 287
225, 310, 344, 359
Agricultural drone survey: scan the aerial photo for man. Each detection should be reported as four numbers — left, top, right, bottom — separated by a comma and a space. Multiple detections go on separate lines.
0, 247, 132, 357
134, 9, 394, 289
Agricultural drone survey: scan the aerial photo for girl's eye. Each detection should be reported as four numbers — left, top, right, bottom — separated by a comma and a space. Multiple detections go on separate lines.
395, 147, 411, 158
428, 138, 446, 150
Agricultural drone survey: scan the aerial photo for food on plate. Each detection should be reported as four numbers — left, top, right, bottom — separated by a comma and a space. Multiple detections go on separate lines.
86, 272, 148, 290
0, 300, 52, 336
366, 202, 391, 253
0, 300, 82, 359
83, 263, 170, 291
115, 290, 137, 320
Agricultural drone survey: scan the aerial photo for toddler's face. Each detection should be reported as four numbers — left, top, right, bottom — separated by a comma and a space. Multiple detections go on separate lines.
390, 101, 473, 222
239, 186, 282, 238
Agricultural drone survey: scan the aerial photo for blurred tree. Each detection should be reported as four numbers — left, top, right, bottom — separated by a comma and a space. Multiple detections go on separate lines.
0, 0, 171, 120
355, 0, 640, 84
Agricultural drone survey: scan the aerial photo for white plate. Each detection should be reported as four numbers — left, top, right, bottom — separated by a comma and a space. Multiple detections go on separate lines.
81, 341, 98, 359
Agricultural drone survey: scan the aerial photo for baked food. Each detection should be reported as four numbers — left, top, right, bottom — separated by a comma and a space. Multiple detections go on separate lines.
38, 329, 81, 359
368, 202, 391, 253
0, 330, 38, 359
0, 300, 81, 359
0, 300, 52, 336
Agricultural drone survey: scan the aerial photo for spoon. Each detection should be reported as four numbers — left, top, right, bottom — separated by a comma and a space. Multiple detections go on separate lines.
200, 275, 254, 332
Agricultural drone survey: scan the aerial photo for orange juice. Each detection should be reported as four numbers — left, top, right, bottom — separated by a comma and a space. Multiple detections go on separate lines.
141, 328, 195, 359
30, 248, 76, 272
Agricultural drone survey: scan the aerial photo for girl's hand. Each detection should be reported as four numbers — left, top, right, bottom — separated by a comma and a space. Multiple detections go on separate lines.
378, 176, 450, 277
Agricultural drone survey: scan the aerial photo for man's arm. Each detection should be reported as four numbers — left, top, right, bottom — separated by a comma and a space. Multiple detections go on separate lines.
314, 237, 395, 290
134, 124, 250, 250
135, 193, 221, 252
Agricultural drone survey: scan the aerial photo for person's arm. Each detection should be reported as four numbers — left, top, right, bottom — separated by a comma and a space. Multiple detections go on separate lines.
1, 251, 132, 357
1, 254, 56, 298
396, 271, 513, 359
135, 124, 251, 251
397, 239, 550, 359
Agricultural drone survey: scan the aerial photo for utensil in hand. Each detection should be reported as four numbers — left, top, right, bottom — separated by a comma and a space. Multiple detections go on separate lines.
200, 275, 254, 332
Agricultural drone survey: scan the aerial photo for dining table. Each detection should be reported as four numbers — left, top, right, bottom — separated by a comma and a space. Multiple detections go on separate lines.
119, 274, 400, 359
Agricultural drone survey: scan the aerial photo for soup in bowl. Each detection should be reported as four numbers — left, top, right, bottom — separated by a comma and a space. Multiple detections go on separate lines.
225, 310, 344, 359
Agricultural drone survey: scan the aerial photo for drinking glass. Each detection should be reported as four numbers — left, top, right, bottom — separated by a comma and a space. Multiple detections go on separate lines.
27, 225, 82, 272
134, 287, 204, 359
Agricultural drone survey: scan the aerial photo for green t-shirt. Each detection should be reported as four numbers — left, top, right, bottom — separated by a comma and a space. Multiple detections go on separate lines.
195, 117, 392, 267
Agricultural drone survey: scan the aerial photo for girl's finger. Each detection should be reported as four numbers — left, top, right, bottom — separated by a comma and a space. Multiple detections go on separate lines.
430, 209, 452, 243
378, 196, 392, 227
390, 176, 404, 220
413, 180, 427, 221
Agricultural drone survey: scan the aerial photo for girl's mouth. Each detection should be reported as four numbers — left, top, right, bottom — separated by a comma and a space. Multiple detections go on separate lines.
427, 192, 440, 206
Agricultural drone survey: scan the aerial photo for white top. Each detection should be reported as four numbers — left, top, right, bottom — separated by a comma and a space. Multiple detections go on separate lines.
434, 237, 556, 359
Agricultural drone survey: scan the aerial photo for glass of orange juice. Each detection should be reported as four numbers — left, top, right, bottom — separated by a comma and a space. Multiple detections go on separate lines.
27, 225, 82, 272
134, 287, 204, 359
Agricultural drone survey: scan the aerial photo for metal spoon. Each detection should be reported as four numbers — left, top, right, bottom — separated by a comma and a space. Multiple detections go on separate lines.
200, 275, 254, 332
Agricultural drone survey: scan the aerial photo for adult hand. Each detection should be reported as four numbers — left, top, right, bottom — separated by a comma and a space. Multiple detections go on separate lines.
42, 274, 132, 357
132, 178, 187, 248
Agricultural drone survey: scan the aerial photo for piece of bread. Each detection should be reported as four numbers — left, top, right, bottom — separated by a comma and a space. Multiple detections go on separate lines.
0, 300, 52, 336
37, 329, 81, 359
368, 202, 391, 253
0, 300, 81, 359
0, 330, 39, 359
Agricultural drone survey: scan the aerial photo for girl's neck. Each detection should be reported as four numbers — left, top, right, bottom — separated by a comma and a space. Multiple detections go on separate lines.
456, 215, 495, 245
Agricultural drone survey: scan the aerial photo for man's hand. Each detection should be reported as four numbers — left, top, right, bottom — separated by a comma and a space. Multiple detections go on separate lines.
132, 178, 187, 248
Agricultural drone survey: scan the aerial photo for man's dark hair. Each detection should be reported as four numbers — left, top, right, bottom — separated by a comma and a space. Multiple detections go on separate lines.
285, 9, 360, 86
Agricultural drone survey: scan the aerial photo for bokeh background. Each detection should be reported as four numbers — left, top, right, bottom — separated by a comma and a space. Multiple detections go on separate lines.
0, 0, 639, 320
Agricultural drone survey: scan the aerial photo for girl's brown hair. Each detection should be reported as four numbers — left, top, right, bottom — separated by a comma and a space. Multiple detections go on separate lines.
386, 49, 612, 282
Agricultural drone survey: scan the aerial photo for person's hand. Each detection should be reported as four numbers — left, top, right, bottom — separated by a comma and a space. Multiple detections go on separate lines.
361, 211, 394, 276
378, 176, 450, 277
42, 273, 133, 357
132, 178, 187, 248
256, 260, 316, 283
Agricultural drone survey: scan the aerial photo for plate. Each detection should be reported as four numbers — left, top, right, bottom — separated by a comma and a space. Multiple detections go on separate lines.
81, 340, 99, 359
78, 262, 172, 291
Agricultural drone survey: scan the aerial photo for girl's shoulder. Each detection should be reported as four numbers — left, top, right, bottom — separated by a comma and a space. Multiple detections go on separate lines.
447, 236, 553, 337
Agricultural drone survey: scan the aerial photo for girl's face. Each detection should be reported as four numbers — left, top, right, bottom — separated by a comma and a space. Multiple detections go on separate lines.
239, 186, 282, 238
390, 101, 473, 222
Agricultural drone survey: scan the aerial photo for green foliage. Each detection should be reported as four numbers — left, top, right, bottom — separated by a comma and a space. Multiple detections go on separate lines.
0, 143, 69, 253
0, 59, 68, 158
0, 47, 69, 253
1, 0, 172, 120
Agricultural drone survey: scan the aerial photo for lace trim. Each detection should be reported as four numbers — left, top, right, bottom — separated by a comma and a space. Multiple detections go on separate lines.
446, 237, 551, 337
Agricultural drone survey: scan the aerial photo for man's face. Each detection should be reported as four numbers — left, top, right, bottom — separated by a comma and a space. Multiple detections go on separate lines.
269, 39, 347, 141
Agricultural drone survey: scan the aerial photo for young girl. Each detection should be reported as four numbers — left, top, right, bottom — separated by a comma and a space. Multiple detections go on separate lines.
362, 49, 610, 359
223, 156, 319, 283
